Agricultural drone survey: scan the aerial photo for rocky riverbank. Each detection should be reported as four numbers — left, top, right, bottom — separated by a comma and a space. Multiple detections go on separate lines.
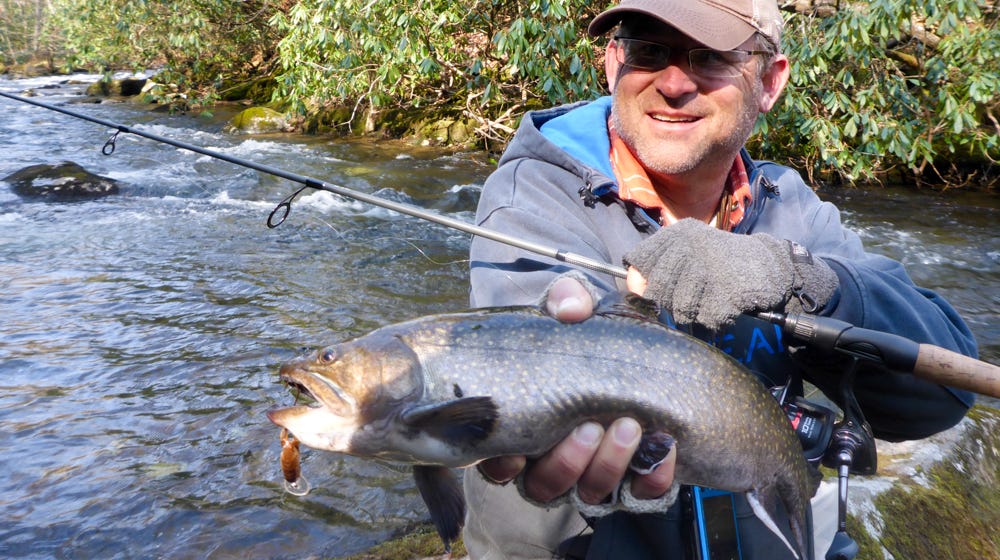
63, 73, 479, 148
846, 404, 1000, 559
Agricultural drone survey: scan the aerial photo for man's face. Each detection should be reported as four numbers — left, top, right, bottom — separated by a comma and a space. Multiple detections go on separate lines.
606, 19, 789, 182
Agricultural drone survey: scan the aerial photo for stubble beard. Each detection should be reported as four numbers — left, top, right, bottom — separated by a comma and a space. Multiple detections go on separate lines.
610, 77, 763, 178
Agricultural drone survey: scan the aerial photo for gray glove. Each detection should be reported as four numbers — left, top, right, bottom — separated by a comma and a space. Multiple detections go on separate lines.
622, 218, 839, 330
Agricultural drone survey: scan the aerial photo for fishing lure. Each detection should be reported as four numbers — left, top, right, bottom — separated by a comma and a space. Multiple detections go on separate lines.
280, 428, 310, 496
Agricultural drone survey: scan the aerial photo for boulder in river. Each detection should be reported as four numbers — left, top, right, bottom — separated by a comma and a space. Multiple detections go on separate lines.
85, 77, 149, 97
224, 106, 290, 134
3, 161, 120, 200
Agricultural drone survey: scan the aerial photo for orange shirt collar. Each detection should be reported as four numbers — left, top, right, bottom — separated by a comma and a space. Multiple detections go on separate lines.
609, 121, 752, 231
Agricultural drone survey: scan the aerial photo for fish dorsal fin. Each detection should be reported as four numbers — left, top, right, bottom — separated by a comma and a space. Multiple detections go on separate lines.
594, 292, 661, 322
623, 293, 661, 319
400, 396, 499, 445
413, 465, 465, 553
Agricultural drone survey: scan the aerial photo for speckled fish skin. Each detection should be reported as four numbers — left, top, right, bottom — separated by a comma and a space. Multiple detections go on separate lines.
268, 302, 819, 557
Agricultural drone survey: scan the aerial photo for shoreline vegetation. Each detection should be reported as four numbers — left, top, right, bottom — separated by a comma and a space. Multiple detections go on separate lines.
1, 0, 997, 190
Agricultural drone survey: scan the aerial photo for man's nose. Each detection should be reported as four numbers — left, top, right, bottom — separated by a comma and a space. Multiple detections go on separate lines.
651, 57, 699, 97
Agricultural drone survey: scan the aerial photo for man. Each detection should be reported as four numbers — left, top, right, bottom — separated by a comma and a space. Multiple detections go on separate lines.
464, 0, 978, 558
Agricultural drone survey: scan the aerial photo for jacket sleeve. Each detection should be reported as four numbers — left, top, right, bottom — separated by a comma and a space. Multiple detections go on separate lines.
763, 166, 977, 441
469, 157, 621, 308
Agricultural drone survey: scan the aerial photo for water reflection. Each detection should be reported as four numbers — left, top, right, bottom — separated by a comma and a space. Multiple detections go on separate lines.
0, 75, 996, 559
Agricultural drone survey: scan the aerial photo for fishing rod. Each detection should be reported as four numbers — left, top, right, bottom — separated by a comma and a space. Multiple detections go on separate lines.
2, 90, 998, 400
0, 89, 625, 280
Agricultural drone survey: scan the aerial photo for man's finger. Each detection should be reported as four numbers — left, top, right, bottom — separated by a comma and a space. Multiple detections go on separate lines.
477, 455, 527, 484
626, 266, 647, 296
545, 276, 595, 323
576, 417, 642, 504
629, 444, 676, 500
523, 422, 603, 502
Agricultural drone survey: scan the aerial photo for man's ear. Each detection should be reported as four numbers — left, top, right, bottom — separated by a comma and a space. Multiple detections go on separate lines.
758, 54, 790, 113
605, 40, 622, 91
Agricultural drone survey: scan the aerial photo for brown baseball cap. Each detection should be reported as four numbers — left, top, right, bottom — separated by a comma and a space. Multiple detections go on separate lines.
588, 0, 783, 51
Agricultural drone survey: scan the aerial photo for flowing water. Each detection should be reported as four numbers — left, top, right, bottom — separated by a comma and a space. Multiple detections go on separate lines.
1, 74, 997, 559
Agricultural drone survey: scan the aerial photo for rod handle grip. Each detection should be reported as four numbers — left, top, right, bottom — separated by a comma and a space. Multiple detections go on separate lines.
914, 344, 1000, 398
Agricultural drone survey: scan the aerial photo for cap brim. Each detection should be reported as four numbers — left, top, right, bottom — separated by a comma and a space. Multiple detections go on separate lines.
588, 1, 757, 51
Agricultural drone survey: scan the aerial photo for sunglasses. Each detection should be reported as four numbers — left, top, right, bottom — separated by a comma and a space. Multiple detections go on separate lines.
613, 36, 771, 79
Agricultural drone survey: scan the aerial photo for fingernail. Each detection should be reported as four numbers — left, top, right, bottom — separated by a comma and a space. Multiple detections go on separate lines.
554, 296, 583, 315
572, 422, 602, 446
477, 457, 519, 485
548, 295, 593, 323
613, 418, 641, 446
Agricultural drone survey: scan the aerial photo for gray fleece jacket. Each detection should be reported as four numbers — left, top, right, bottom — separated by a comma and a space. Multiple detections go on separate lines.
470, 97, 976, 441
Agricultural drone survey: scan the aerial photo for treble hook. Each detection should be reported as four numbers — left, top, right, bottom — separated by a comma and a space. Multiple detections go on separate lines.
102, 130, 121, 155
267, 184, 311, 228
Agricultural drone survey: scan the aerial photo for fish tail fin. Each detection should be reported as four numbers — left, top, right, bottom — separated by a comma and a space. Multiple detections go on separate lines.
809, 464, 824, 496
745, 489, 804, 560
413, 465, 466, 553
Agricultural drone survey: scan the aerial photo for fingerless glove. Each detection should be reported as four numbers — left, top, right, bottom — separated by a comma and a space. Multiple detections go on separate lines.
623, 218, 839, 330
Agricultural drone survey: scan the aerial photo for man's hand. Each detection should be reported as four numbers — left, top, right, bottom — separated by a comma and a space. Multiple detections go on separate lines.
477, 275, 676, 506
623, 218, 839, 330
478, 417, 676, 504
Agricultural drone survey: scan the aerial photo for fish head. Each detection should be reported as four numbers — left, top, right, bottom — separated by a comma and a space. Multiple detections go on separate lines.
267, 332, 424, 455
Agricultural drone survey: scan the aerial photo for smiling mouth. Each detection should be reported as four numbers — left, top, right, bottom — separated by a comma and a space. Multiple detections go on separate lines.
651, 114, 698, 123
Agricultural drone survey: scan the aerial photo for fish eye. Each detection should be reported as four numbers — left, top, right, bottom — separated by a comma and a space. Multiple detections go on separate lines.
319, 349, 337, 363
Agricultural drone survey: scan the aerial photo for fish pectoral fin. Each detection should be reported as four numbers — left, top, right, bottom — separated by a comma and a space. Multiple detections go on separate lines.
413, 465, 465, 553
400, 396, 499, 445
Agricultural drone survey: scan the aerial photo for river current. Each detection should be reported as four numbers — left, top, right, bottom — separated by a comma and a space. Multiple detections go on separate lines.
1, 74, 997, 559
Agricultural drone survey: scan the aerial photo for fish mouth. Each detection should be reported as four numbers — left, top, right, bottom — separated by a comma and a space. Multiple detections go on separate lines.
266, 363, 360, 452
280, 375, 319, 406
267, 362, 356, 425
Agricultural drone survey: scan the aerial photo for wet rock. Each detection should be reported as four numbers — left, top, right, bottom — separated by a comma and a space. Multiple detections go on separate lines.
224, 106, 289, 134
218, 77, 276, 103
3, 60, 55, 78
3, 161, 120, 200
411, 117, 477, 147
791, 0, 839, 17
86, 77, 149, 97
337, 525, 467, 560
844, 404, 1000, 559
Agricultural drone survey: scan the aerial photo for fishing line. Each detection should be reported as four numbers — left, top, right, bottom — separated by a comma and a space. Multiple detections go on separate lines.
0, 89, 628, 281
310, 214, 470, 267
383, 238, 470, 267
4, 89, 1000, 396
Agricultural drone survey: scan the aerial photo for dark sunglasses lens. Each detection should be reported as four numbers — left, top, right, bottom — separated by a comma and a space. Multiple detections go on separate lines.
621, 39, 669, 71
616, 38, 755, 78
690, 49, 745, 77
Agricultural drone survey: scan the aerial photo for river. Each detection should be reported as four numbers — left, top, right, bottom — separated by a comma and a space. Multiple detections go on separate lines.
1, 74, 997, 559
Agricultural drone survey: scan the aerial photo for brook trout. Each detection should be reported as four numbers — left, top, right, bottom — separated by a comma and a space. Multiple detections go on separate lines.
267, 300, 820, 557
